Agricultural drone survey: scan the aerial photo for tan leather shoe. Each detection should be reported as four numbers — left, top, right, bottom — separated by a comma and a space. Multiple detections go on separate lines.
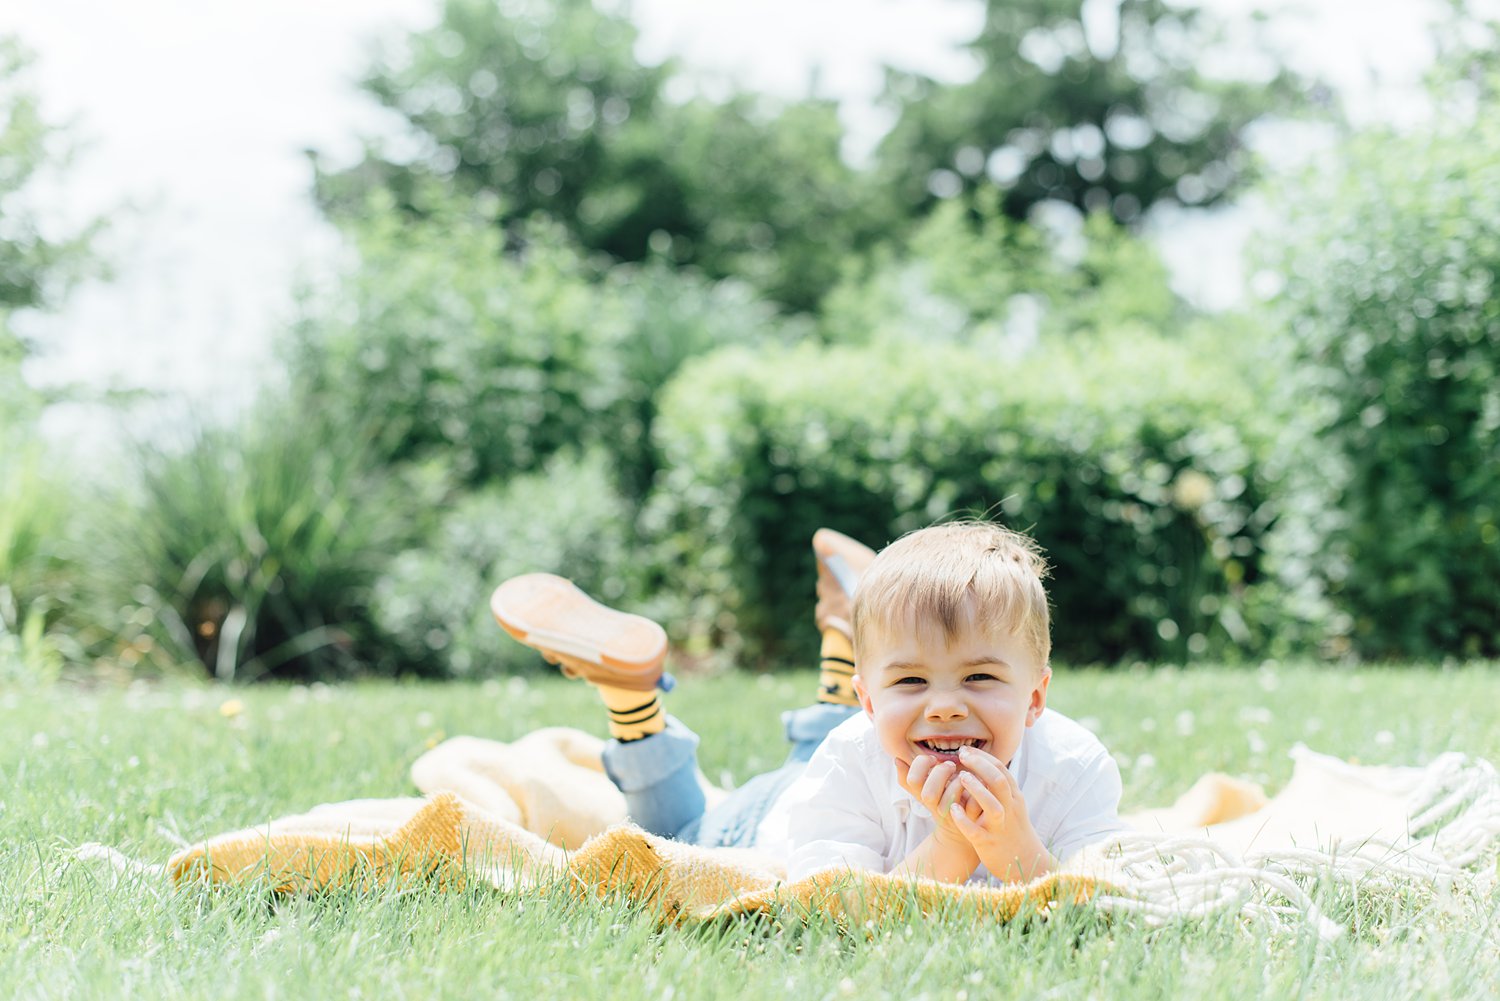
490, 574, 667, 691
812, 528, 877, 638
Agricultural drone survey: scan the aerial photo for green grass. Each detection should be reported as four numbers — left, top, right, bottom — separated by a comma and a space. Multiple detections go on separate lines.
4, 664, 1499, 1000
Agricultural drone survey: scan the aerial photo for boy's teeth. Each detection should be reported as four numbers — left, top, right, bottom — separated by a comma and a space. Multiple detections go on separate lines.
922, 739, 979, 751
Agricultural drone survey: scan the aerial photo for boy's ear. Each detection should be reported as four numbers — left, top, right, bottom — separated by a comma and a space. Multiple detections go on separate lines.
853, 674, 876, 718
1026, 667, 1052, 726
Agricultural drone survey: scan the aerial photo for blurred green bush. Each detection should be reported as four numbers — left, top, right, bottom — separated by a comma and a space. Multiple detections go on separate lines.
82, 405, 411, 681
370, 448, 643, 677
288, 196, 788, 503
647, 327, 1284, 668
1274, 112, 1500, 658
820, 198, 1180, 349
0, 439, 75, 683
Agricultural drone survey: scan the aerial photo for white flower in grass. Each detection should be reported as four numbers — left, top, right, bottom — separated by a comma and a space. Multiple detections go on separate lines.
415, 711, 435, 728
1375, 730, 1395, 748
1248, 731, 1267, 755
507, 677, 529, 696
1135, 752, 1157, 771
1175, 710, 1196, 736
1238, 705, 1272, 725
31, 732, 47, 749
1139, 717, 1157, 732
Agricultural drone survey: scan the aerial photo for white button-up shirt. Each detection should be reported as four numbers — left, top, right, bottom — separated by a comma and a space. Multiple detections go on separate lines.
759, 708, 1125, 882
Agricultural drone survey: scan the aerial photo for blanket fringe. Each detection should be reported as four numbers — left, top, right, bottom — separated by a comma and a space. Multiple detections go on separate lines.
72, 843, 170, 879
1088, 750, 1500, 941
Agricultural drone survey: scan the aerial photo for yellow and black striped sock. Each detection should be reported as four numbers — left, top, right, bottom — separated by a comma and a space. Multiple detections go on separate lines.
817, 629, 859, 707
597, 684, 666, 741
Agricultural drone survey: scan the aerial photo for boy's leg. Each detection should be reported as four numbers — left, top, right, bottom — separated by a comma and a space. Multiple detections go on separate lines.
691, 530, 876, 848
490, 574, 705, 838
793, 528, 877, 756
810, 528, 875, 712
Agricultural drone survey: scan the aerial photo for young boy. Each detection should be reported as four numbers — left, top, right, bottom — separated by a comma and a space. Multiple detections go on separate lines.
492, 522, 1124, 885
490, 529, 874, 849
773, 521, 1124, 884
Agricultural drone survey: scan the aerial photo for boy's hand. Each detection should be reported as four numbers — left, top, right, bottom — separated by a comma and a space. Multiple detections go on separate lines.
897, 754, 968, 838
894, 754, 980, 882
946, 745, 1054, 883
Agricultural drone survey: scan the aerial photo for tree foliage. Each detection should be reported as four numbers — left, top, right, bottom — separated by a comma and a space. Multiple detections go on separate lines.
0, 37, 101, 426
874, 0, 1311, 225
287, 189, 787, 498
820, 191, 1180, 347
315, 0, 888, 311
1273, 105, 1500, 659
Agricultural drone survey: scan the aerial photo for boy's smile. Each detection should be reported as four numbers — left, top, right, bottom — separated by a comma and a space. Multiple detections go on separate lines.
854, 610, 1050, 773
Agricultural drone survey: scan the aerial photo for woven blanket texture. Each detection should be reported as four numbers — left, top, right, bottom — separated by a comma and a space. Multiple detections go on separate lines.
101, 727, 1499, 937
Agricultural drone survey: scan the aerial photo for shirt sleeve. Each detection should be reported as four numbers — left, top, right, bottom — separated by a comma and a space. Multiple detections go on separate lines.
1043, 750, 1128, 864
781, 738, 889, 880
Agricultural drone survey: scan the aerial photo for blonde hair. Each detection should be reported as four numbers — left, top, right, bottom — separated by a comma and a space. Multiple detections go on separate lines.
852, 521, 1051, 672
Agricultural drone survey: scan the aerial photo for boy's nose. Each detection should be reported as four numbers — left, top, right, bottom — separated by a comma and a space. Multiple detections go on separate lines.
925, 692, 969, 720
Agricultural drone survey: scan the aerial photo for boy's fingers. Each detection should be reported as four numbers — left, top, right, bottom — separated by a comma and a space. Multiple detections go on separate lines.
950, 803, 982, 839
936, 769, 965, 815
960, 771, 1007, 821
958, 745, 1007, 783
921, 761, 958, 806
959, 746, 1018, 802
900, 755, 931, 795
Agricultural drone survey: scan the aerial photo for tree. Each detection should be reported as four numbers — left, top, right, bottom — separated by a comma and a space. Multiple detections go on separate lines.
0, 36, 103, 680
314, 0, 889, 311
0, 36, 102, 428
1272, 108, 1500, 659
874, 0, 1312, 225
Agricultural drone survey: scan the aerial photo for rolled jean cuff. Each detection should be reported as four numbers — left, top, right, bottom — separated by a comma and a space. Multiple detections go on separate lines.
601, 715, 705, 839
601, 715, 700, 791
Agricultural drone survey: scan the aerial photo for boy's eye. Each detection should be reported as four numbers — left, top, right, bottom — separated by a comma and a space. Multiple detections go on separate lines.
966, 673, 999, 683
894, 676, 925, 686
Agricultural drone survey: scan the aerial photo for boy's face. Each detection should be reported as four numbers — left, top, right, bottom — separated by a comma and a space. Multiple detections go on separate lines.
853, 613, 1049, 771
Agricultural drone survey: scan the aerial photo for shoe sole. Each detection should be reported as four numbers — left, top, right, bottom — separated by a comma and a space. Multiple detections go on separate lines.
490, 574, 667, 688
812, 528, 877, 598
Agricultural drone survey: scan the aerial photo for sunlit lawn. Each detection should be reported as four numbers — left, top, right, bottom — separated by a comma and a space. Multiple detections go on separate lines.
3, 663, 1498, 1000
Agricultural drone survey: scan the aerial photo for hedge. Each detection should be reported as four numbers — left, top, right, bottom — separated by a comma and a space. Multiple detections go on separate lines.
645, 330, 1284, 667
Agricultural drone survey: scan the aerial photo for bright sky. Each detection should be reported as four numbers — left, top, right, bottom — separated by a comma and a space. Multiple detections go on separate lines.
0, 0, 1446, 449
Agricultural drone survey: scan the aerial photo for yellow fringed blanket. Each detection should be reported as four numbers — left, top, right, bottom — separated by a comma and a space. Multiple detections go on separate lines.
105, 728, 1499, 937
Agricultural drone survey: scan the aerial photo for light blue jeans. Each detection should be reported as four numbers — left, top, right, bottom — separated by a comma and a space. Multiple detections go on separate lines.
600, 702, 857, 848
